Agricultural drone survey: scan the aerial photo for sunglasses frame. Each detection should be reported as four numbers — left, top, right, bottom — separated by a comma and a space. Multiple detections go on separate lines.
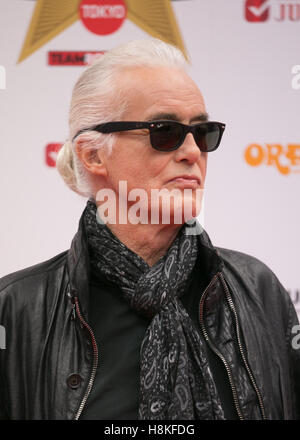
72, 120, 226, 152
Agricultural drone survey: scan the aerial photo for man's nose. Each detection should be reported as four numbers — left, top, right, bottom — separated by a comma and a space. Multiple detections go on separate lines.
174, 132, 202, 163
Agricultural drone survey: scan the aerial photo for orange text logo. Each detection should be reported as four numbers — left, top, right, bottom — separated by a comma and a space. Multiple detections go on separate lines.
244, 143, 300, 175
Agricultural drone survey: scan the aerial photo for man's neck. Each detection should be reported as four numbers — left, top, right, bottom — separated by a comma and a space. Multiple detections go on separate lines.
107, 221, 182, 267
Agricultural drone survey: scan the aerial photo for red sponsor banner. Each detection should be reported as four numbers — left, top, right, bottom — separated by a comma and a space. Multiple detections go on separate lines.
48, 51, 105, 66
45, 143, 62, 167
79, 0, 127, 35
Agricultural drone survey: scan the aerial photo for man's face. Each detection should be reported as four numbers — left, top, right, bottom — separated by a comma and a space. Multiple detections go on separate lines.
97, 65, 208, 225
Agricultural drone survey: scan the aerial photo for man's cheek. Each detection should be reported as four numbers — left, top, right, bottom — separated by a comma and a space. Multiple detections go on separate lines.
200, 157, 208, 185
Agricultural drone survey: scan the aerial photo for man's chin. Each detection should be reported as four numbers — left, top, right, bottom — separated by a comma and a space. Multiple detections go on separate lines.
158, 204, 202, 226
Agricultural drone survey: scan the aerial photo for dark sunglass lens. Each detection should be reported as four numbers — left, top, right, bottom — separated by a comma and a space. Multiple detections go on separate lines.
195, 123, 221, 152
150, 123, 182, 151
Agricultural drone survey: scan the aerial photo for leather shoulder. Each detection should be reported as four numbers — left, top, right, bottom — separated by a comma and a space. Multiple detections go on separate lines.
216, 247, 281, 284
216, 246, 293, 323
0, 251, 68, 303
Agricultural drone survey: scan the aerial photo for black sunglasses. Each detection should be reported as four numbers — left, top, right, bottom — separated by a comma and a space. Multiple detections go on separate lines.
72, 120, 226, 152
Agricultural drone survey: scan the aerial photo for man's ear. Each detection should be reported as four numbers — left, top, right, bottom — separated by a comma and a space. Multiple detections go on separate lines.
75, 139, 108, 178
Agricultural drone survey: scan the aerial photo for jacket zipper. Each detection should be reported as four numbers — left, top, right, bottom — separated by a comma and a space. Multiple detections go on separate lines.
218, 273, 267, 420
73, 296, 99, 420
199, 273, 244, 420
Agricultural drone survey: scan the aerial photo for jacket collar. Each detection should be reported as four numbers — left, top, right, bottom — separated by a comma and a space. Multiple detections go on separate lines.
67, 204, 91, 319
195, 226, 224, 280
66, 204, 224, 320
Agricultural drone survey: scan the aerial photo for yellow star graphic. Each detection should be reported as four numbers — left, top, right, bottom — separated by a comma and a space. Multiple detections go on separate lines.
18, 0, 187, 63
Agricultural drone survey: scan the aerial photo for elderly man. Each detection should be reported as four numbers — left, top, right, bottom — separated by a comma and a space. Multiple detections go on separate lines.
0, 39, 299, 420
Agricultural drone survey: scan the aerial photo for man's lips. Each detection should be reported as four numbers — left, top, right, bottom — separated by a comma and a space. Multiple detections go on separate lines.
166, 175, 201, 186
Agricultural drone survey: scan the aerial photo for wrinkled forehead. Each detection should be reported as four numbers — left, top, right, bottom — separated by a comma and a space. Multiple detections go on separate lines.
115, 65, 207, 121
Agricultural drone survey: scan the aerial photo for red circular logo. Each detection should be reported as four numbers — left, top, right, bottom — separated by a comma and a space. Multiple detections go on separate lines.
79, 0, 127, 36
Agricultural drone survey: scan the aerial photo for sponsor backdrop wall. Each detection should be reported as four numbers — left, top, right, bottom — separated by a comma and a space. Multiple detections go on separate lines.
0, 0, 299, 318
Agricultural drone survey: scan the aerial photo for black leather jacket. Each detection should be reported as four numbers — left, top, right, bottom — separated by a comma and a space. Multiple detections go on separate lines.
0, 210, 299, 420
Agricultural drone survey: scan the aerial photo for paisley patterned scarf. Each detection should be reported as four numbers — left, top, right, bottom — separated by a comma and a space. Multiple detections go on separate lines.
84, 199, 224, 420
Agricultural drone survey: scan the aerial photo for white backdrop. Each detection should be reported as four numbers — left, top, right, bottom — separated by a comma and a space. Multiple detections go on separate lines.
0, 0, 299, 318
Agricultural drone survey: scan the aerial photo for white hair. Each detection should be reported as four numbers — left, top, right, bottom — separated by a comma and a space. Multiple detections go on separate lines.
56, 38, 187, 197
